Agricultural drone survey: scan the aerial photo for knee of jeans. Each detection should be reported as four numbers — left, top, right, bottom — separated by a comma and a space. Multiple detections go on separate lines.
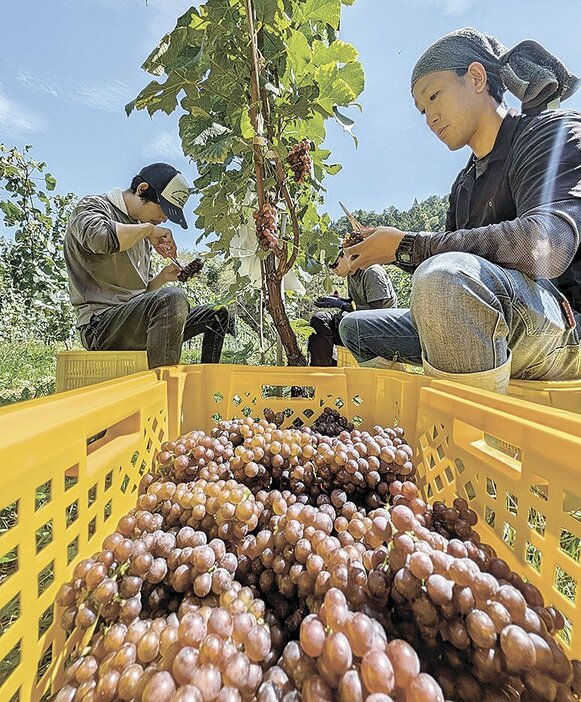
338, 314, 356, 349
411, 252, 481, 316
154, 287, 189, 320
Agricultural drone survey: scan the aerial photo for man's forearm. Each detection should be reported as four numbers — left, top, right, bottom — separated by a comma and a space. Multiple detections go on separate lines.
411, 203, 579, 280
115, 222, 153, 252
147, 272, 167, 291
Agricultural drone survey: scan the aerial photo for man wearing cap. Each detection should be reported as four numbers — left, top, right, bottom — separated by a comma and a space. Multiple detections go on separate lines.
308, 250, 397, 366
340, 28, 581, 392
64, 163, 230, 368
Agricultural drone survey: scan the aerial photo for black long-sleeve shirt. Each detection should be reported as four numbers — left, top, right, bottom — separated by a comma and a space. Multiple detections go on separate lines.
410, 109, 581, 311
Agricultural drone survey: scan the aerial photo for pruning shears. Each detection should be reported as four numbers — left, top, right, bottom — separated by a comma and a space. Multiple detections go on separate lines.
339, 201, 364, 232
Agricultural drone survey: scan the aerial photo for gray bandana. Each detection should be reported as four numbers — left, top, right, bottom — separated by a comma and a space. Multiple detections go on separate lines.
411, 27, 580, 113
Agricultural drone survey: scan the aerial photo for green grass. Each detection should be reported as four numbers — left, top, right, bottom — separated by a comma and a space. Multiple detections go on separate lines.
0, 341, 64, 406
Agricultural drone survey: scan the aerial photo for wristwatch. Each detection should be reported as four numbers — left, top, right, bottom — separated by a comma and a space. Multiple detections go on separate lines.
394, 233, 416, 265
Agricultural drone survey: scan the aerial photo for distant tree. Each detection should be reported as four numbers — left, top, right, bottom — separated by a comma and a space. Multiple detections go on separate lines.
0, 145, 77, 344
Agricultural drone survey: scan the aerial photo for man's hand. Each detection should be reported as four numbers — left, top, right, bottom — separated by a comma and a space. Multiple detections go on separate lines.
147, 264, 181, 291
159, 263, 181, 282
344, 226, 406, 272
315, 296, 354, 312
148, 225, 177, 258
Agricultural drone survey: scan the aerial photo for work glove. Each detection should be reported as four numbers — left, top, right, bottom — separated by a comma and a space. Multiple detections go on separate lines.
314, 296, 354, 313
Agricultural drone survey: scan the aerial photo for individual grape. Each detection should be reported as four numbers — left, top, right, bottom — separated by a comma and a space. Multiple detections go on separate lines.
321, 632, 352, 676
500, 625, 537, 670
466, 610, 497, 648
302, 675, 333, 702
405, 673, 445, 701
386, 639, 421, 689
345, 612, 375, 657
95, 670, 120, 702
142, 671, 176, 702
361, 650, 394, 694
172, 647, 199, 685
299, 614, 326, 658
337, 669, 364, 702
408, 551, 434, 580
137, 629, 160, 663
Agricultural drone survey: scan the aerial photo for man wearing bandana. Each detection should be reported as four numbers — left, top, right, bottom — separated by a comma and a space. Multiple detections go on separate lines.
340, 28, 581, 392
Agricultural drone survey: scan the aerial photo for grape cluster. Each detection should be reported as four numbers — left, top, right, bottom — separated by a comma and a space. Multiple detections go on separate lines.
53, 415, 581, 702
386, 481, 578, 701
296, 587, 444, 701
177, 258, 204, 283
154, 432, 235, 483
287, 139, 312, 184
56, 586, 278, 702
342, 231, 365, 248
311, 407, 354, 436
252, 203, 279, 250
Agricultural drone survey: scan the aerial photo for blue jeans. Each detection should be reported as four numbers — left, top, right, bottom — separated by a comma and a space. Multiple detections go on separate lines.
339, 253, 581, 380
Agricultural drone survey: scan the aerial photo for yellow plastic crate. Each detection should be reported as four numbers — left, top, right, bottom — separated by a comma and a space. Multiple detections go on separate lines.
336, 345, 360, 367
156, 364, 581, 651
0, 364, 579, 700
55, 350, 149, 392
0, 372, 167, 702
335, 346, 581, 415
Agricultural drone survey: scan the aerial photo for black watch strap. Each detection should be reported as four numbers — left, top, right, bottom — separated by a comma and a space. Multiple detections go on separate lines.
395, 233, 416, 265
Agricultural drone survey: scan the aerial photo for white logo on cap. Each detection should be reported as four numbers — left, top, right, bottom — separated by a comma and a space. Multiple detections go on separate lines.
161, 173, 191, 208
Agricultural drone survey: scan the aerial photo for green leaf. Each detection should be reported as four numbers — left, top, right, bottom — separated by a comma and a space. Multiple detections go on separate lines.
299, 0, 342, 27
312, 39, 358, 67
333, 106, 359, 146
339, 61, 365, 98
44, 174, 57, 191
254, 0, 284, 25
239, 108, 255, 140
0, 201, 22, 221
290, 318, 316, 338
286, 29, 313, 80
194, 132, 237, 164
314, 63, 355, 114
322, 162, 342, 175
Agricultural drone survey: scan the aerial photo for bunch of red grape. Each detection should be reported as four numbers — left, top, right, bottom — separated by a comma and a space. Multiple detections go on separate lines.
287, 140, 312, 184
311, 407, 354, 436
177, 258, 204, 283
252, 203, 279, 251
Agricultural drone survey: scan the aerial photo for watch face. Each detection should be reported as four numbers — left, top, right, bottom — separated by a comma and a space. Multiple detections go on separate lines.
399, 251, 412, 264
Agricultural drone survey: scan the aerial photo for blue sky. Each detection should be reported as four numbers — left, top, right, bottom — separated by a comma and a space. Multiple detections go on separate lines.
2, 0, 581, 250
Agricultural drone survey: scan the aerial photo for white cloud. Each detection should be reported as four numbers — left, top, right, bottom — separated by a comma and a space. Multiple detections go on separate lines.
18, 70, 132, 114
17, 71, 60, 97
144, 131, 184, 159
406, 0, 474, 15
72, 81, 133, 113
0, 85, 45, 138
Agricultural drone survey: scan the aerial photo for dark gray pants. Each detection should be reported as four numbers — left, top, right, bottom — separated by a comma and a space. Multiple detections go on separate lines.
79, 287, 230, 368
308, 310, 346, 366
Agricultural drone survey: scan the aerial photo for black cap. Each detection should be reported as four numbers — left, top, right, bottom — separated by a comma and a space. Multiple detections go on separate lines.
138, 163, 191, 229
